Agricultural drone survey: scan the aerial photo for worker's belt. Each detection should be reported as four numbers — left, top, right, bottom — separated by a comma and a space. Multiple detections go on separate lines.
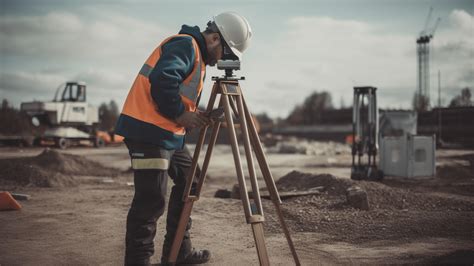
131, 158, 169, 170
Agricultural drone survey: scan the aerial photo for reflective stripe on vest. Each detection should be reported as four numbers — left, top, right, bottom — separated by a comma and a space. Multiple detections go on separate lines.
138, 59, 202, 102
179, 61, 202, 102
139, 64, 153, 78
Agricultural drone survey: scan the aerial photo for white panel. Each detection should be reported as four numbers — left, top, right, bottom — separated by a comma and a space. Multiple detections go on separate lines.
380, 136, 408, 177
411, 135, 436, 177
380, 134, 435, 178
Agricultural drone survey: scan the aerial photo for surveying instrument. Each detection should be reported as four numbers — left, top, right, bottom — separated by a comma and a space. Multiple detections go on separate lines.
167, 59, 301, 265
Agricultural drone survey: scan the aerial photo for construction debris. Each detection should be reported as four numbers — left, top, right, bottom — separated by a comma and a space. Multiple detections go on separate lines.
214, 189, 232, 199
256, 188, 323, 200
11, 193, 31, 201
266, 137, 350, 156
276, 171, 351, 194
346, 186, 369, 210
263, 170, 474, 244
231, 183, 241, 199
214, 186, 324, 200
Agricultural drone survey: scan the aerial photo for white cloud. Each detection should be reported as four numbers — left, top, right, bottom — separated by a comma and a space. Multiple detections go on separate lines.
0, 69, 131, 108
0, 71, 66, 94
431, 9, 474, 93
242, 15, 414, 116
1, 9, 472, 118
0, 11, 171, 60
1, 10, 174, 108
0, 71, 68, 107
449, 9, 474, 32
239, 9, 473, 117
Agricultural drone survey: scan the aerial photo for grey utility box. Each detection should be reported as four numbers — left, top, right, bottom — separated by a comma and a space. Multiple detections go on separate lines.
380, 134, 436, 177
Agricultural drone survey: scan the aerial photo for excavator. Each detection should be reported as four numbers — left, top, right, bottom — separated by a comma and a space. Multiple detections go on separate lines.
351, 86, 384, 180
20, 81, 122, 149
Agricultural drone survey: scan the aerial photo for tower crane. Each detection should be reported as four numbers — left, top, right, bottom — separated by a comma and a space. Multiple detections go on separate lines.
416, 7, 441, 111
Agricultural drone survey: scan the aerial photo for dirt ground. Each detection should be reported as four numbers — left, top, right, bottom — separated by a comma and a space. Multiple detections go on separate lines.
0, 143, 473, 265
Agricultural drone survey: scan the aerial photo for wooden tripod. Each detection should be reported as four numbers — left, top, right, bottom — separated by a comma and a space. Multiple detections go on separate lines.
167, 76, 300, 265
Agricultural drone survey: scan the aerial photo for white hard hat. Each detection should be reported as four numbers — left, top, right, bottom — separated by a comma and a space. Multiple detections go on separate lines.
213, 12, 252, 59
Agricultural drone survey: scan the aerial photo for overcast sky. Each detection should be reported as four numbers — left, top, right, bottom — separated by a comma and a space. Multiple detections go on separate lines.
1, 0, 473, 118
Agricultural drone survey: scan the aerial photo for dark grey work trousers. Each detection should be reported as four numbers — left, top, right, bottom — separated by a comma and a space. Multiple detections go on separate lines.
124, 139, 198, 265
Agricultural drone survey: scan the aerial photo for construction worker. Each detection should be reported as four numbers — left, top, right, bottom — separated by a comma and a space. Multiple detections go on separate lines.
115, 12, 252, 265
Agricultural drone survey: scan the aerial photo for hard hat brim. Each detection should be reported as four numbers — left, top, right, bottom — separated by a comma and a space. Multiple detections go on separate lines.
229, 47, 242, 60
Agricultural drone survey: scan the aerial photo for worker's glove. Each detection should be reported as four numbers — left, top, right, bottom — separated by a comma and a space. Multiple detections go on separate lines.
206, 107, 225, 122
176, 111, 211, 129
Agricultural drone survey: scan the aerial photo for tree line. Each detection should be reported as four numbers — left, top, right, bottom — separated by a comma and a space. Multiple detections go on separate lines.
1, 86, 471, 134
257, 86, 472, 126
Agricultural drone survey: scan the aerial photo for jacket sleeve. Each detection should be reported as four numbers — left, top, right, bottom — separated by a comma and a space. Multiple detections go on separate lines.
149, 36, 195, 119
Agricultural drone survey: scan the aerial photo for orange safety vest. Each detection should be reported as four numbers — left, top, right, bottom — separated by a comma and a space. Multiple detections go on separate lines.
120, 34, 206, 136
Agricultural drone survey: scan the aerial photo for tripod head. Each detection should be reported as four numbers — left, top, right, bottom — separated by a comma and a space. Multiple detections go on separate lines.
212, 60, 245, 81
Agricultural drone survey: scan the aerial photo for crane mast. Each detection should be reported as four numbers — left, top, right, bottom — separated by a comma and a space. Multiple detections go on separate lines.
416, 7, 441, 111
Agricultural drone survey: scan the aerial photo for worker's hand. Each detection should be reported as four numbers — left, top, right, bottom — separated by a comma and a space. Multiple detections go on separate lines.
176, 111, 211, 129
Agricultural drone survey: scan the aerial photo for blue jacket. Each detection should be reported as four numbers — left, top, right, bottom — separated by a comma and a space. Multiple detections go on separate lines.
150, 25, 208, 120
115, 25, 208, 149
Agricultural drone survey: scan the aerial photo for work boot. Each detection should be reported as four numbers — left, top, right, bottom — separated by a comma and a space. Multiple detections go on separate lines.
177, 248, 211, 265
161, 248, 211, 265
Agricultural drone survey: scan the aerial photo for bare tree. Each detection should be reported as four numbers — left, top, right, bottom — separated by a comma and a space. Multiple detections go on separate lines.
1, 99, 9, 110
287, 91, 333, 125
413, 93, 430, 112
99, 100, 120, 131
449, 87, 472, 107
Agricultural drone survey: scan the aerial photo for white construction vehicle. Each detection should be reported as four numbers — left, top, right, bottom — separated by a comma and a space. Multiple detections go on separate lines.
20, 81, 111, 149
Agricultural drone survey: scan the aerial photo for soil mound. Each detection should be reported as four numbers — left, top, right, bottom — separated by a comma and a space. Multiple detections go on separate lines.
266, 171, 474, 243
276, 171, 473, 210
276, 171, 352, 194
0, 149, 119, 187
33, 149, 117, 176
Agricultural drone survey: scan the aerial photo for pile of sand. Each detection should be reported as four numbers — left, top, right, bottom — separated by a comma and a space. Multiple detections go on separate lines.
264, 171, 474, 243
0, 149, 119, 187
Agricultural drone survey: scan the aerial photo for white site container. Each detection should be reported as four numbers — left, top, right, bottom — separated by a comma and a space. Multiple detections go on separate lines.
380, 134, 436, 177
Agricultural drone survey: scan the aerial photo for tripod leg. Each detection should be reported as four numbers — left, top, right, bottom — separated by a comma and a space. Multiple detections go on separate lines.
235, 95, 263, 215
223, 94, 270, 266
242, 97, 301, 266
228, 95, 240, 119
182, 85, 218, 201
167, 120, 221, 264
252, 223, 270, 266
167, 200, 194, 264
221, 94, 252, 218
195, 120, 222, 195
194, 97, 224, 194
236, 95, 270, 266
242, 97, 281, 203
167, 87, 218, 264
